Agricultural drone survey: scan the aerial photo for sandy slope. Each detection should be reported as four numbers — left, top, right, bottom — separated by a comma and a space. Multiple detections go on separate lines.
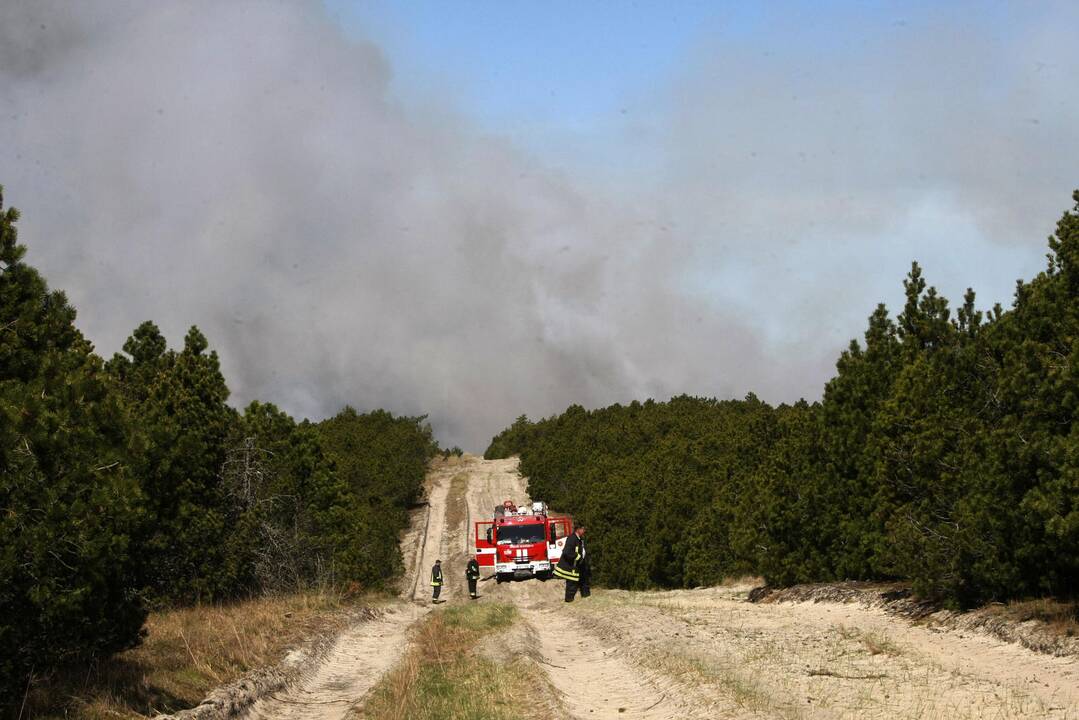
246, 455, 1079, 719
408, 462, 454, 602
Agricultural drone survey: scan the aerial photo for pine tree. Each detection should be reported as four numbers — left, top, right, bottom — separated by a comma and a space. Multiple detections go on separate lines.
988, 192, 1079, 598
107, 323, 237, 601
0, 188, 145, 699
315, 407, 437, 585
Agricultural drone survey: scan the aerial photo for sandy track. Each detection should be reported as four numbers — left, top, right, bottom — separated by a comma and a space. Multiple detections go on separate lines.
517, 594, 703, 719
244, 456, 1079, 720
243, 603, 424, 720
409, 463, 454, 602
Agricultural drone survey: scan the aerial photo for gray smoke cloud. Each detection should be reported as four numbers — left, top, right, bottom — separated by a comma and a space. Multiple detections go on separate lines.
2, 1, 1077, 449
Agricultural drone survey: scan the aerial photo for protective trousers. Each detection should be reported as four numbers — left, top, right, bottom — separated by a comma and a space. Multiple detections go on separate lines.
467, 578, 478, 598
564, 578, 578, 602
432, 584, 441, 601
564, 567, 590, 602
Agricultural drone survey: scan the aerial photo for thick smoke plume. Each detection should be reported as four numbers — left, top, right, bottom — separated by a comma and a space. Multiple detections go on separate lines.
2, 1, 1076, 449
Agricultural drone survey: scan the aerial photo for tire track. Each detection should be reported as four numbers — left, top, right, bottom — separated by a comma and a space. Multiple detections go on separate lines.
410, 466, 452, 603
517, 597, 697, 719
243, 604, 424, 720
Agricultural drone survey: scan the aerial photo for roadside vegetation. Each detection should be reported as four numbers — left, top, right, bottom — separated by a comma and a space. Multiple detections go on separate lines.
987, 598, 1079, 640
487, 191, 1079, 611
0, 185, 444, 707
359, 603, 554, 720
18, 590, 354, 719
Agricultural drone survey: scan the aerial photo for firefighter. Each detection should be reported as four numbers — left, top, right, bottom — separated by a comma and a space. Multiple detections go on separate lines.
553, 524, 590, 602
431, 559, 444, 603
466, 557, 481, 599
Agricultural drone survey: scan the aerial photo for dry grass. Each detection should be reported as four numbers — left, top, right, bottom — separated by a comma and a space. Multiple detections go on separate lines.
861, 631, 903, 657
643, 646, 803, 719
357, 603, 550, 720
836, 625, 904, 657
429, 454, 470, 471
986, 598, 1079, 637
443, 472, 470, 536
19, 591, 356, 720
719, 575, 765, 588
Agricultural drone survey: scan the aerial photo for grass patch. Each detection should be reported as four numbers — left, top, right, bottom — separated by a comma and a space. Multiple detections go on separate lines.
441, 603, 516, 633
836, 625, 904, 657
861, 631, 902, 657
19, 590, 354, 720
646, 648, 715, 684
643, 647, 801, 718
358, 602, 549, 720
443, 472, 470, 534
986, 597, 1079, 637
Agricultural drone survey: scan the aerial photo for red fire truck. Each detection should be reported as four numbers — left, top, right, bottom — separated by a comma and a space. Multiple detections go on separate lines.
474, 500, 571, 583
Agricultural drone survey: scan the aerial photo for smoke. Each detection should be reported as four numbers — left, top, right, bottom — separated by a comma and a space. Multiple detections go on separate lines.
2, 1, 1077, 449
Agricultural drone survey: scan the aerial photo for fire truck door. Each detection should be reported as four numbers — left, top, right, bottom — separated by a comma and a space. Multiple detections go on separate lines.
474, 521, 495, 567
548, 518, 572, 563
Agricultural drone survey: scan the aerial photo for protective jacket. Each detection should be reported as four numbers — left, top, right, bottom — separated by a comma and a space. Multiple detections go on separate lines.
554, 533, 586, 581
466, 558, 480, 580
431, 564, 443, 586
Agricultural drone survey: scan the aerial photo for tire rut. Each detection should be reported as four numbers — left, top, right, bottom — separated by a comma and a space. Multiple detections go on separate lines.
517, 600, 698, 719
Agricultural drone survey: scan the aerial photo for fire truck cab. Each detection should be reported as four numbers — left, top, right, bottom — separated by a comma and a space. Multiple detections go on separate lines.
474, 500, 571, 582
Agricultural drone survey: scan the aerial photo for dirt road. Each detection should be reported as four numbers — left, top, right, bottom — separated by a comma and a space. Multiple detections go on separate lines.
246, 456, 1079, 719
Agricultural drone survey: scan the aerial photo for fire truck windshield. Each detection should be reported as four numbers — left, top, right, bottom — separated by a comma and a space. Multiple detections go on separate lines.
495, 524, 545, 545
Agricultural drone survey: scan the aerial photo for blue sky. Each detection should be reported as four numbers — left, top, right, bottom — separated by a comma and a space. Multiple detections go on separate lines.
328, 1, 721, 130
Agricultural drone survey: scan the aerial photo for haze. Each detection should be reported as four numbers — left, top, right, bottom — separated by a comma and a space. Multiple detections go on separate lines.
2, 1, 1077, 449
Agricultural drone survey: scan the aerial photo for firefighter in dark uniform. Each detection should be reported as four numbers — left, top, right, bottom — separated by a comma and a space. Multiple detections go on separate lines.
553, 524, 590, 602
431, 559, 443, 603
466, 557, 481, 599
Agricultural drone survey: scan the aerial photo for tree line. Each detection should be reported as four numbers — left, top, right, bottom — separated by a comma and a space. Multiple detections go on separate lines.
487, 191, 1079, 611
0, 187, 440, 700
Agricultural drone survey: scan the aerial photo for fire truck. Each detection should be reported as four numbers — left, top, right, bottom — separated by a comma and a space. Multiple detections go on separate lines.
474, 500, 571, 582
